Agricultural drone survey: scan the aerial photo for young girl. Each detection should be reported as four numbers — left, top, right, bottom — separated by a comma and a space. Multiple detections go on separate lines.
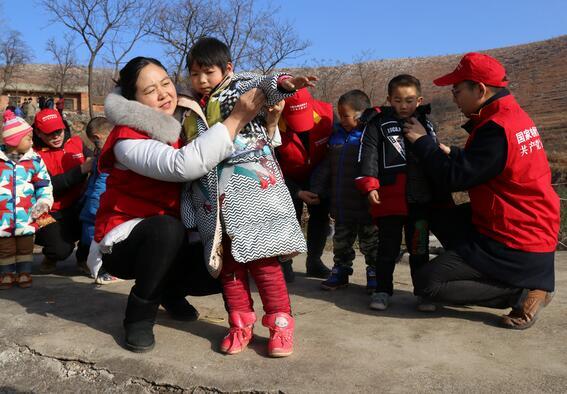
0, 110, 53, 289
182, 37, 313, 357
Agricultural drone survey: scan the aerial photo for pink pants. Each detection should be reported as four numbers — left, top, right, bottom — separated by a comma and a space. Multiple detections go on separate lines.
220, 239, 291, 315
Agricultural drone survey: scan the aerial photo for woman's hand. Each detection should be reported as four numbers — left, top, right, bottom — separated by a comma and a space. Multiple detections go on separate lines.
223, 88, 266, 139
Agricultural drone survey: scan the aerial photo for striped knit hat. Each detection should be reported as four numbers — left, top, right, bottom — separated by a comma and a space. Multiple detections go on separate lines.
3, 110, 33, 147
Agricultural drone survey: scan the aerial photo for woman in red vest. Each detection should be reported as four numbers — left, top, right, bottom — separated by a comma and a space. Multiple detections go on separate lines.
91, 57, 265, 352
403, 53, 560, 330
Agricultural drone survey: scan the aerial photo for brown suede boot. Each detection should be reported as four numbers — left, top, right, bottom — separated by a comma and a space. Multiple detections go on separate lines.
500, 290, 554, 330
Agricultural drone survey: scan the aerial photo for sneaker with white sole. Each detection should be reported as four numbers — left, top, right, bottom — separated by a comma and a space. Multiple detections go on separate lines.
369, 292, 390, 311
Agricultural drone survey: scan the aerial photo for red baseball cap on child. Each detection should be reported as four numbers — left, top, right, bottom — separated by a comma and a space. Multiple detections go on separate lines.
434, 52, 509, 87
283, 88, 314, 132
34, 109, 65, 134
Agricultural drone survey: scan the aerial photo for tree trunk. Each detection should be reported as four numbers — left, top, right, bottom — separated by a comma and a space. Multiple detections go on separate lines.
88, 56, 95, 118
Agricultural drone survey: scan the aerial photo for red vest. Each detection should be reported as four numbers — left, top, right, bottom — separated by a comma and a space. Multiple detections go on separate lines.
465, 94, 560, 252
35, 135, 86, 212
94, 126, 182, 242
277, 100, 333, 183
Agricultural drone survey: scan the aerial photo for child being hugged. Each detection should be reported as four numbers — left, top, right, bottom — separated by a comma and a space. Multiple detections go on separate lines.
357, 74, 438, 312
0, 110, 53, 289
181, 37, 315, 357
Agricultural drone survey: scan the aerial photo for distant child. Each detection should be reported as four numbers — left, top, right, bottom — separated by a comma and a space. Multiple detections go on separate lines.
33, 109, 92, 274
310, 90, 378, 292
181, 37, 315, 357
0, 110, 53, 289
357, 74, 437, 311
79, 117, 121, 285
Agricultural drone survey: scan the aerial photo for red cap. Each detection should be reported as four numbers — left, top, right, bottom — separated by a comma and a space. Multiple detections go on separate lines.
434, 52, 509, 87
283, 88, 314, 132
34, 109, 65, 134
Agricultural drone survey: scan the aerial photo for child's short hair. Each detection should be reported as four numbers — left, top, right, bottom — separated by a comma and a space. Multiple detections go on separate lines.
86, 117, 113, 138
388, 74, 422, 96
187, 37, 232, 73
337, 90, 371, 112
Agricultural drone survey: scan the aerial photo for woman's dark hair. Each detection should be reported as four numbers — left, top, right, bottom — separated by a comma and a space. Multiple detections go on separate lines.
116, 57, 168, 100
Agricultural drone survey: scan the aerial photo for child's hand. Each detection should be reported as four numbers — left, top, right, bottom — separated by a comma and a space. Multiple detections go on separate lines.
298, 190, 320, 205
280, 76, 318, 92
439, 143, 451, 155
368, 190, 381, 206
266, 100, 285, 139
31, 201, 50, 219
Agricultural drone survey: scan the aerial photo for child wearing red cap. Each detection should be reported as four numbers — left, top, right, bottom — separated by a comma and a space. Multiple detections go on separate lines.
0, 110, 53, 289
33, 108, 92, 275
276, 88, 335, 282
181, 37, 316, 357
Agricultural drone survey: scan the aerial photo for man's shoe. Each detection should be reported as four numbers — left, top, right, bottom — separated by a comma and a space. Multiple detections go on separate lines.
320, 265, 352, 290
39, 258, 57, 274
305, 259, 330, 279
500, 290, 554, 330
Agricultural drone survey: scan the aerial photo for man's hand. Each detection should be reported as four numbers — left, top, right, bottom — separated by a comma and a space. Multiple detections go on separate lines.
368, 190, 381, 206
80, 157, 94, 174
402, 117, 427, 144
298, 190, 320, 205
280, 76, 318, 92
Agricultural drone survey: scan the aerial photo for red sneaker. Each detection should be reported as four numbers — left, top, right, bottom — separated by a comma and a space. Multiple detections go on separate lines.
262, 312, 294, 358
219, 311, 256, 355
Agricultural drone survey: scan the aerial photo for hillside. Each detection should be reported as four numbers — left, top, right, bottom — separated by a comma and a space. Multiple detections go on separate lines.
290, 35, 567, 180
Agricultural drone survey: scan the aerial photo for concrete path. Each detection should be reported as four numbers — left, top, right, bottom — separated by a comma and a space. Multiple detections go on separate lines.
1, 252, 566, 393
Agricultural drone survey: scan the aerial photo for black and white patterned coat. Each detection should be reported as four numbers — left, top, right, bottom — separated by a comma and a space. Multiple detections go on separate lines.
181, 72, 306, 277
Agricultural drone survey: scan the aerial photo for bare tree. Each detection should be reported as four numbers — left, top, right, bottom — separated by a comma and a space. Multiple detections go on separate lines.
307, 59, 344, 104
0, 30, 32, 95
150, 0, 217, 84
46, 35, 80, 95
41, 0, 141, 117
150, 0, 310, 83
352, 50, 380, 102
103, 2, 156, 80
247, 20, 310, 74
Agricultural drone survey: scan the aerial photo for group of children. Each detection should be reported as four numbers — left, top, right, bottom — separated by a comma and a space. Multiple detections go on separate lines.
0, 35, 442, 359
0, 107, 119, 290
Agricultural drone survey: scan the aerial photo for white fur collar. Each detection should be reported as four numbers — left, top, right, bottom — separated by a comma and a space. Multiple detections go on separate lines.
104, 88, 181, 144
